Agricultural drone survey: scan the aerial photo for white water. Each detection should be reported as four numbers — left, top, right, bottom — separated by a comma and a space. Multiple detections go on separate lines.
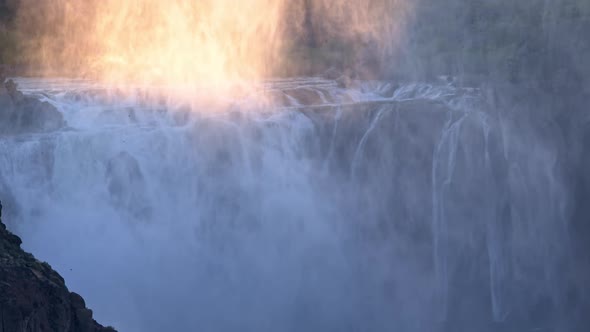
0, 77, 569, 331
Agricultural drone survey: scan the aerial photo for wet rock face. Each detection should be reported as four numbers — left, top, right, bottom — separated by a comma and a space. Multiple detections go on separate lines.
0, 202, 116, 332
105, 151, 151, 219
0, 79, 66, 135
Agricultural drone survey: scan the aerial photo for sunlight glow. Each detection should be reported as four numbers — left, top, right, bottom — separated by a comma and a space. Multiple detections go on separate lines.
16, 0, 411, 99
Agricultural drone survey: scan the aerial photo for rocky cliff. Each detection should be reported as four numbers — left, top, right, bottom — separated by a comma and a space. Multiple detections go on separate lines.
0, 201, 116, 332
1, 71, 66, 136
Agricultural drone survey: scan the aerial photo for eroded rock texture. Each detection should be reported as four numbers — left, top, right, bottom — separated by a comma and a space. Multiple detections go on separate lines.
0, 201, 116, 332
0, 77, 66, 135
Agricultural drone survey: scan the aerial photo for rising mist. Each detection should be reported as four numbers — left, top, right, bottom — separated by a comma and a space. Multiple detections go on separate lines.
1, 1, 589, 332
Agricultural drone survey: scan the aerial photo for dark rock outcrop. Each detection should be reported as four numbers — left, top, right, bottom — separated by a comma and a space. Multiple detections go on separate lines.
0, 201, 116, 332
0, 77, 66, 135
105, 151, 151, 219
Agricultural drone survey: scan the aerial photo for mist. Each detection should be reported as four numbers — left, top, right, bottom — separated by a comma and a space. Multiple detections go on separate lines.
1, 1, 589, 332
13, 0, 410, 84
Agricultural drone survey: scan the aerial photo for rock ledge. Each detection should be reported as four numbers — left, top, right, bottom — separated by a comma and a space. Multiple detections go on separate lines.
0, 73, 66, 135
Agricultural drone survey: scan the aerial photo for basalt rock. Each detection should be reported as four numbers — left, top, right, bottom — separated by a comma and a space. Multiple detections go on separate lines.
0, 201, 117, 332
105, 151, 152, 219
0, 79, 66, 135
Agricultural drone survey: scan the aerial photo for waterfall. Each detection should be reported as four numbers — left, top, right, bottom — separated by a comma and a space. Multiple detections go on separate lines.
0, 77, 571, 331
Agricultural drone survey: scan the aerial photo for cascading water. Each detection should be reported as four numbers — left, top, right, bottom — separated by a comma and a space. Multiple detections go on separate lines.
0, 77, 572, 331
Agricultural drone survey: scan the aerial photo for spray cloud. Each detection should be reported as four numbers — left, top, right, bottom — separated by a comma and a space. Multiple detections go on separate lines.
15, 0, 412, 87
